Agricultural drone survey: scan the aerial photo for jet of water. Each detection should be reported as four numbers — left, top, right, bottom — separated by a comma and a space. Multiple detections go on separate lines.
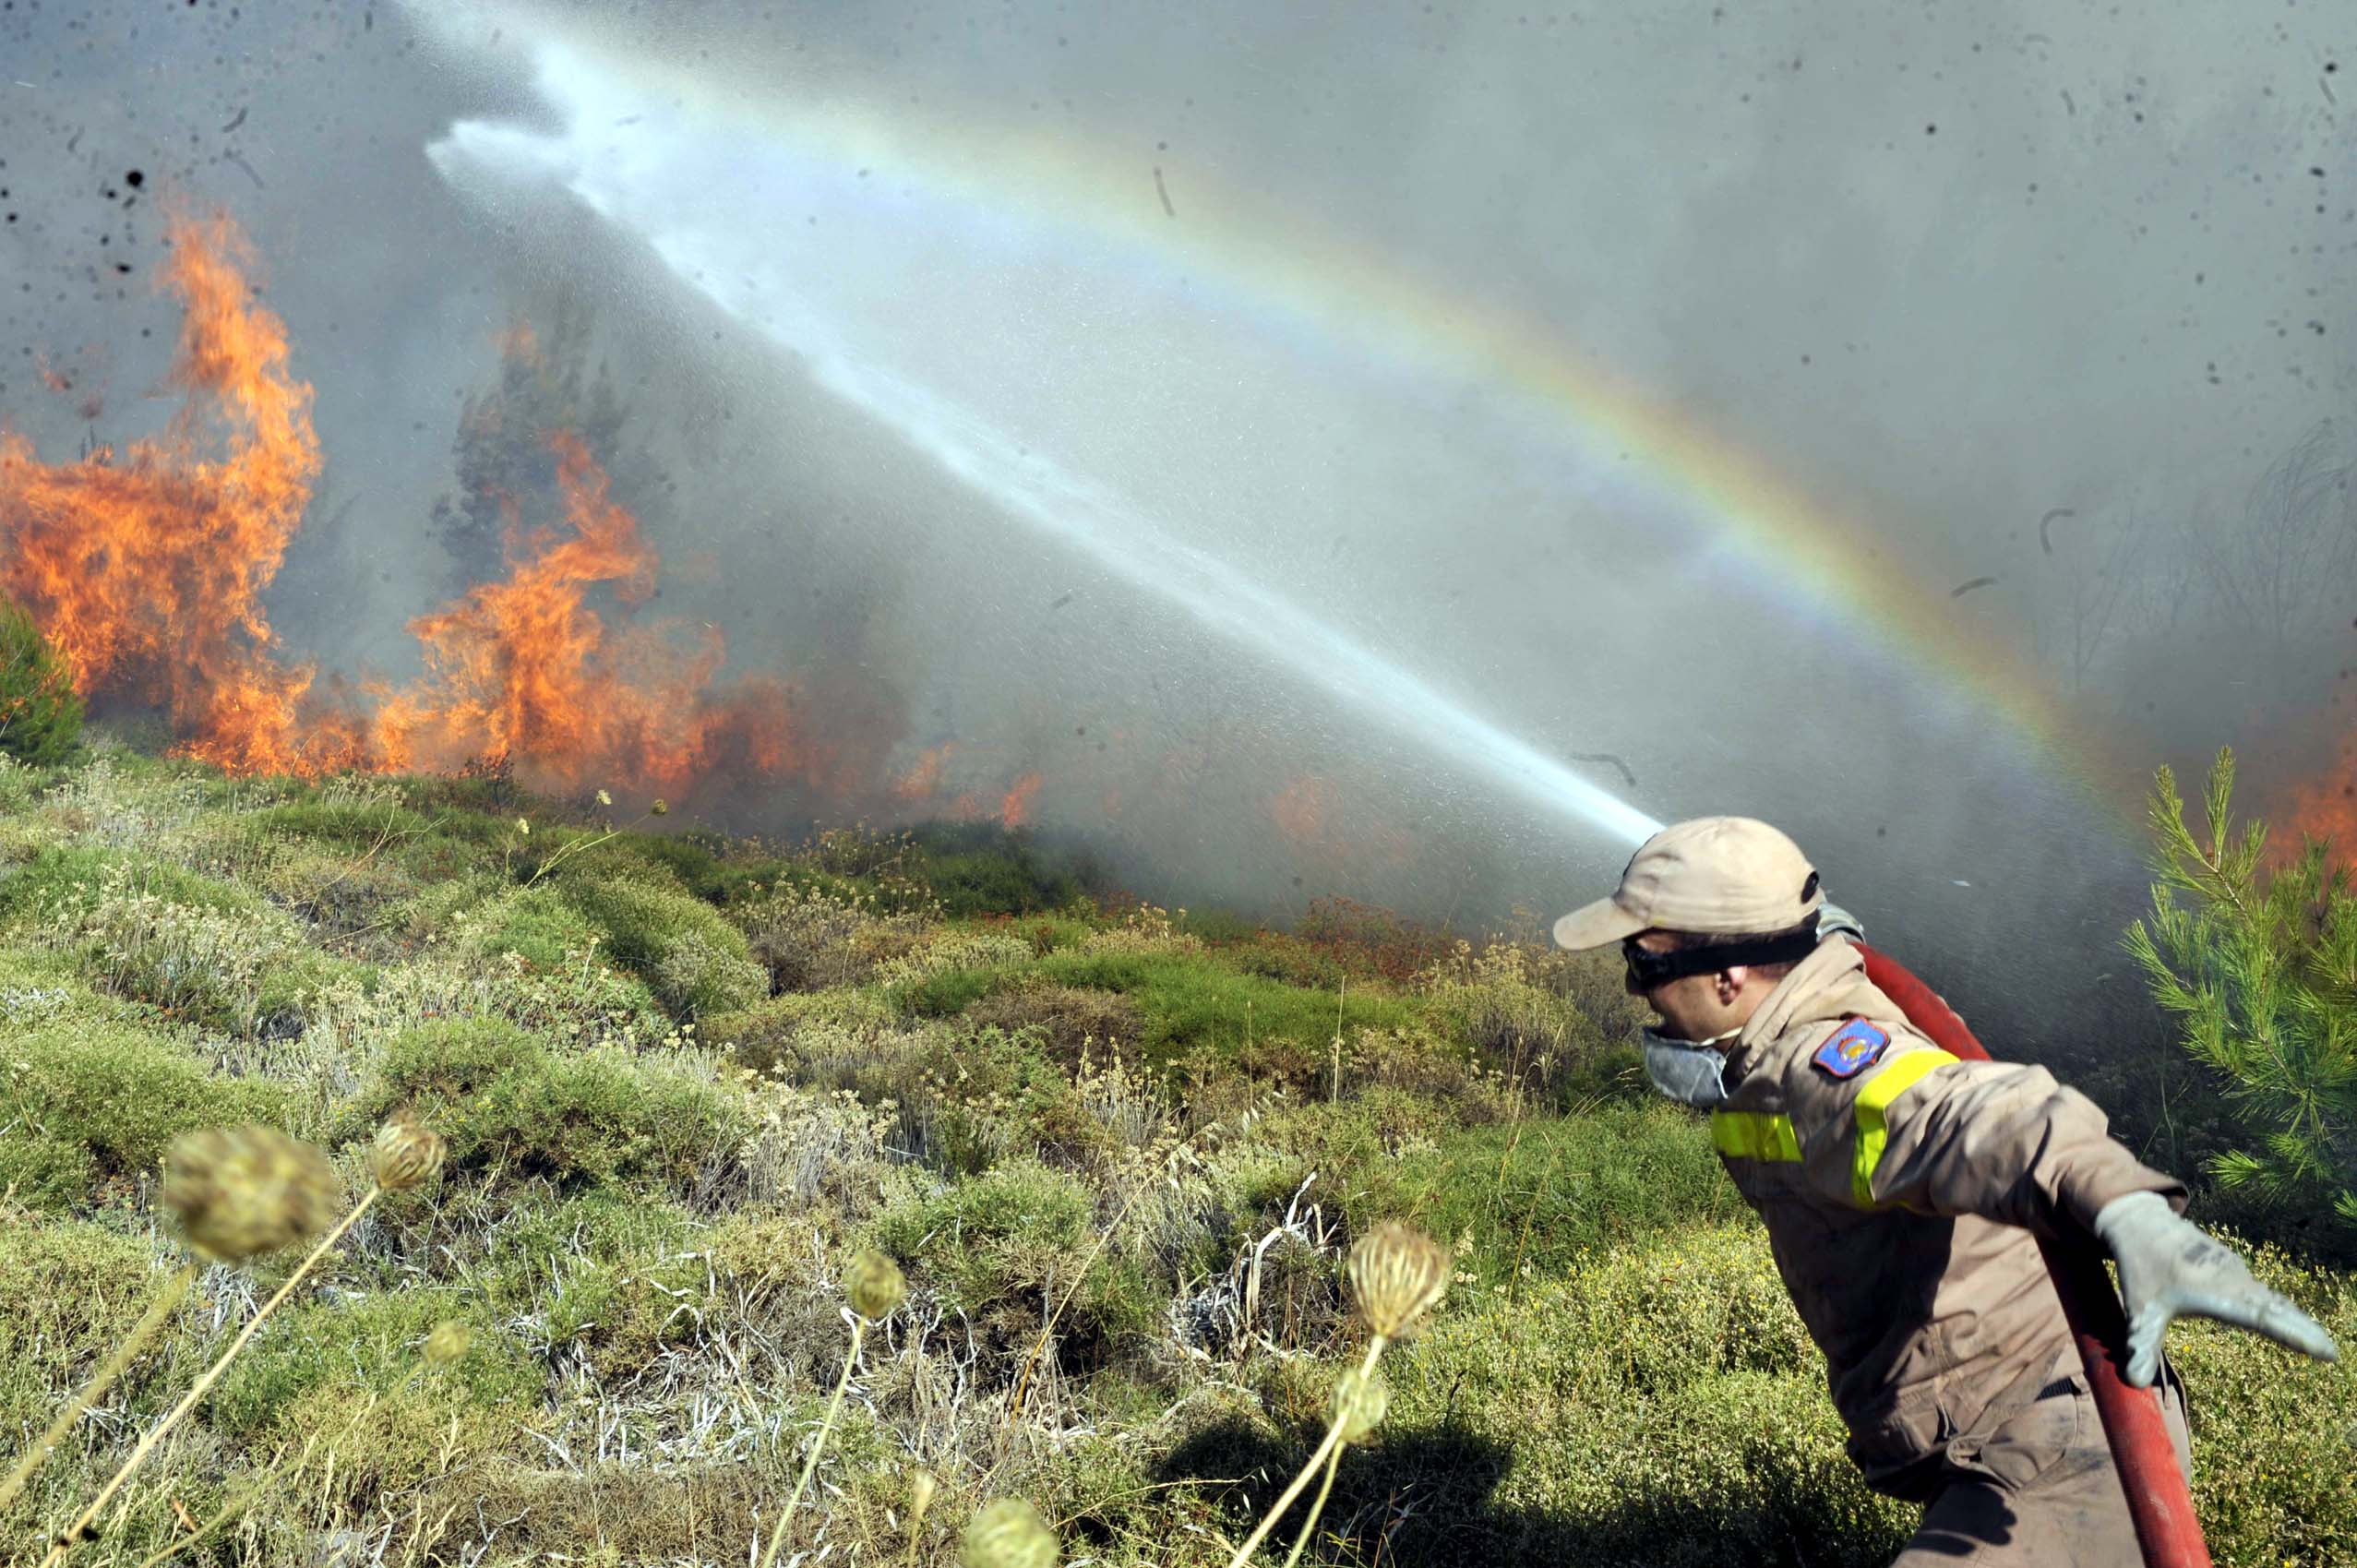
430, 40, 1663, 848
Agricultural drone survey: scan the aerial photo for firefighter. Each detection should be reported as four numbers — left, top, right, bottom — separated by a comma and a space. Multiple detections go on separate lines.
1551, 816, 2339, 1566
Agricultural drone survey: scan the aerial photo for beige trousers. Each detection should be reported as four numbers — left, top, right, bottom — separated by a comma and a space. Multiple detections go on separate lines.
1888, 1364, 2193, 1567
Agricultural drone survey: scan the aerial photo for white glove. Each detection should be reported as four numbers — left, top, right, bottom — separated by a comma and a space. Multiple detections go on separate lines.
2092, 1190, 2341, 1386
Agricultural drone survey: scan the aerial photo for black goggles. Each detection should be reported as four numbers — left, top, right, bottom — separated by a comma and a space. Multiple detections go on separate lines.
1621, 916, 1822, 990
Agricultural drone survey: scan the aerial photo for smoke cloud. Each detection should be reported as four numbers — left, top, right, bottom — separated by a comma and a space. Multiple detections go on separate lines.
1, 0, 2351, 1060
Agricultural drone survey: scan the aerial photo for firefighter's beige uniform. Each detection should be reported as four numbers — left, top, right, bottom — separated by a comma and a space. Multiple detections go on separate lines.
1716, 930, 2190, 1565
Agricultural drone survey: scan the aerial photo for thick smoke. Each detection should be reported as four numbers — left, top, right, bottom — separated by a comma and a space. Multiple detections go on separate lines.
0, 0, 2350, 1066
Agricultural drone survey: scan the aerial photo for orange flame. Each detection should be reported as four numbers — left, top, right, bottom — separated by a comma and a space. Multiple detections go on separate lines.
893, 740, 957, 801
999, 771, 1042, 829
2279, 741, 2357, 871
1, 211, 906, 804
0, 211, 333, 772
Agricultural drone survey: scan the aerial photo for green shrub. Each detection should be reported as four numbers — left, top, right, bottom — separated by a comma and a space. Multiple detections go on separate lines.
0, 601, 82, 766
1422, 941, 1636, 1109
908, 821, 1095, 917
0, 1216, 177, 1435
1343, 1224, 1911, 1566
211, 1287, 538, 1443
2167, 1239, 2357, 1562
869, 1157, 1159, 1367
2127, 748, 2357, 1230
735, 884, 926, 992
0, 846, 354, 1034
559, 874, 766, 1019
701, 989, 901, 1076
347, 1018, 748, 1191
963, 983, 1143, 1062
1035, 947, 1413, 1068
0, 1018, 293, 1204
459, 885, 607, 971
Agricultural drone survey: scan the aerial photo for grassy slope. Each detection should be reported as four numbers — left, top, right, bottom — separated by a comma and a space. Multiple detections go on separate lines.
0, 740, 2348, 1567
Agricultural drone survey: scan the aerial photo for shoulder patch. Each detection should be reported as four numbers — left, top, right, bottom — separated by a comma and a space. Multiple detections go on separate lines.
1812, 1017, 1891, 1079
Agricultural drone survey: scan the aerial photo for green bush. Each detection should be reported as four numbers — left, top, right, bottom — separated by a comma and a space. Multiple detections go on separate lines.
559, 874, 766, 1019
0, 845, 356, 1034
211, 1287, 539, 1443
0, 1216, 178, 1435
869, 1157, 1159, 1366
1153, 1227, 1901, 1568
909, 821, 1095, 916
346, 1018, 748, 1191
2127, 748, 2357, 1227
0, 601, 82, 766
700, 989, 901, 1076
1035, 947, 1413, 1067
0, 1018, 293, 1204
460, 884, 608, 971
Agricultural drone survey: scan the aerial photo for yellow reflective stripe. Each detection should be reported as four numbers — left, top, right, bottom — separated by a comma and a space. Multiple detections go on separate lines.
1850, 1049, 1961, 1205
1710, 1110, 1802, 1162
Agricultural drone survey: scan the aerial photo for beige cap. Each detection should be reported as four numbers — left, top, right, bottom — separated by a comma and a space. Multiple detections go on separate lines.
1552, 816, 1822, 950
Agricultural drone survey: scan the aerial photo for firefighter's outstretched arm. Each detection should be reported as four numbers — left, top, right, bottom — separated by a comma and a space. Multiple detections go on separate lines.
2092, 1190, 2341, 1386
1815, 1045, 2340, 1385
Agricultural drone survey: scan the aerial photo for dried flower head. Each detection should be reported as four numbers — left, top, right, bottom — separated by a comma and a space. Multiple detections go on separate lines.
960, 1499, 1058, 1568
369, 1114, 447, 1192
907, 1468, 938, 1531
162, 1126, 339, 1263
1331, 1368, 1390, 1444
650, 797, 669, 817
1346, 1221, 1448, 1340
425, 1320, 473, 1367
845, 1249, 907, 1322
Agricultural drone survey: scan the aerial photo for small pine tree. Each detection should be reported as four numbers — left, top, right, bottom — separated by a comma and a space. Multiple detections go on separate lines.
0, 600, 83, 766
2125, 747, 2357, 1227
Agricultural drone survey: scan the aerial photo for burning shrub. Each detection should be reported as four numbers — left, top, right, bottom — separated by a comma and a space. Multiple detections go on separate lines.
0, 599, 82, 767
557, 873, 765, 1019
347, 1018, 748, 1192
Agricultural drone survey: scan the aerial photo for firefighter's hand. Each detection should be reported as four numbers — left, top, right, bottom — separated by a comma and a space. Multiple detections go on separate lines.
2093, 1191, 2341, 1386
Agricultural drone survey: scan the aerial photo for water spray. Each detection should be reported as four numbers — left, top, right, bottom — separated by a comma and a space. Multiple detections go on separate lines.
429, 40, 1661, 848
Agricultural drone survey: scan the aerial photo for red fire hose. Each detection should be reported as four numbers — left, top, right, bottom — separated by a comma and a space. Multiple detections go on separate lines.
1857, 941, 2210, 1568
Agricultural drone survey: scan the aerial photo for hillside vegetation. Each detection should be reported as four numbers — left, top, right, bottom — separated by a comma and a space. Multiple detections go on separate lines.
0, 740, 2350, 1567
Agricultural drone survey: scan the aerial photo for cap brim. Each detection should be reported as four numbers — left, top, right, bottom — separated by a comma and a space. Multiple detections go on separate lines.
1551, 895, 1648, 951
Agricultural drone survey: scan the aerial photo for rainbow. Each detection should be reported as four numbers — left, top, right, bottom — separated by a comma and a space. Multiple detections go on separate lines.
441, 16, 2143, 828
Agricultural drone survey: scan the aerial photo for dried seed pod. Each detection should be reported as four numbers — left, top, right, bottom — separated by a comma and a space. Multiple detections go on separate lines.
1346, 1221, 1449, 1340
162, 1126, 339, 1263
845, 1249, 907, 1322
368, 1114, 447, 1192
424, 1320, 473, 1367
907, 1468, 938, 1532
1331, 1367, 1390, 1444
960, 1499, 1058, 1568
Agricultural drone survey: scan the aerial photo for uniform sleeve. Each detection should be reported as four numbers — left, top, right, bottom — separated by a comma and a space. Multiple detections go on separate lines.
1795, 1045, 2186, 1236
